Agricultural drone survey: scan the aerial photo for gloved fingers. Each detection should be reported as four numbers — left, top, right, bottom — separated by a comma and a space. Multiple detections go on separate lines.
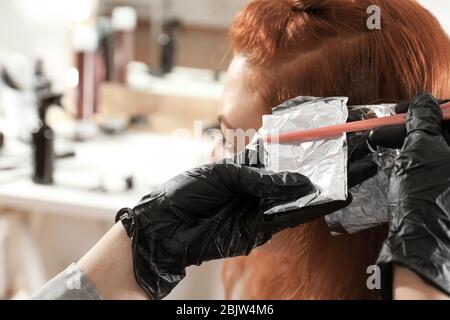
236, 166, 316, 201
394, 99, 412, 114
405, 93, 443, 136
347, 158, 378, 188
270, 194, 353, 233
368, 124, 407, 149
369, 122, 450, 150
395, 97, 450, 114
369, 94, 450, 149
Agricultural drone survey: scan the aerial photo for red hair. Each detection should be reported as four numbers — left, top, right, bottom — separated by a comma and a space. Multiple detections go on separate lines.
223, 0, 450, 299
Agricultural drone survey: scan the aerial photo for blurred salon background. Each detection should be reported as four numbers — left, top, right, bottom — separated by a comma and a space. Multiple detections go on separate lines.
0, 0, 448, 300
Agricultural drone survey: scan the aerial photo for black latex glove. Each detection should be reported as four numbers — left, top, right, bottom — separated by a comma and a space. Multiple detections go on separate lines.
370, 93, 450, 299
369, 97, 450, 149
116, 164, 316, 300
116, 136, 377, 300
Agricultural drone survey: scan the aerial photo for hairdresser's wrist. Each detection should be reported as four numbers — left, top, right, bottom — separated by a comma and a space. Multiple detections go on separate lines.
77, 223, 150, 300
393, 265, 450, 300
376, 215, 450, 300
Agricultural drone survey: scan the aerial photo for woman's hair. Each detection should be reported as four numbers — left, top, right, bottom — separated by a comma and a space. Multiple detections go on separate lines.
223, 0, 450, 299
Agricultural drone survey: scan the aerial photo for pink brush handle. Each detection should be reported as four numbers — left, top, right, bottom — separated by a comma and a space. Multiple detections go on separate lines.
265, 102, 450, 144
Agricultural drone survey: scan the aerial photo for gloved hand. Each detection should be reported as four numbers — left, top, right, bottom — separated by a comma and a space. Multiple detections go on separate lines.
116, 140, 377, 300
370, 93, 450, 299
116, 164, 315, 300
369, 97, 450, 149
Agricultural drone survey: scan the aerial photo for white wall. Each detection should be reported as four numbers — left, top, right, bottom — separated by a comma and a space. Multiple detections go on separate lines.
165, 0, 248, 27
418, 0, 450, 35
100, 0, 249, 27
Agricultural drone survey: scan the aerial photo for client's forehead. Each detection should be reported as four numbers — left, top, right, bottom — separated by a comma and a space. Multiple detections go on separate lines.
218, 56, 268, 131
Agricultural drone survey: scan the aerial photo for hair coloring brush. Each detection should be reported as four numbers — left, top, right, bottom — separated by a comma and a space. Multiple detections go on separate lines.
265, 102, 450, 144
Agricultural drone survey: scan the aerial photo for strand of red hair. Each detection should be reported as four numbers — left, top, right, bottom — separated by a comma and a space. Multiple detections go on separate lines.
222, 0, 450, 300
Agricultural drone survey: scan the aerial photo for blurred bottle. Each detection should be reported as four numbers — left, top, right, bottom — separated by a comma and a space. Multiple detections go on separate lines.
97, 17, 114, 82
111, 6, 137, 84
159, 19, 181, 75
32, 93, 63, 185
73, 26, 98, 121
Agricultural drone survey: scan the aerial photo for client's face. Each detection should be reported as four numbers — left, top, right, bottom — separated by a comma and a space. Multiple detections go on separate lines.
217, 56, 269, 153
216, 55, 288, 252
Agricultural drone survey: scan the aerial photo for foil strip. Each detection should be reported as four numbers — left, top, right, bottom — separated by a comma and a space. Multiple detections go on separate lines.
248, 96, 396, 234
324, 103, 396, 234
255, 96, 349, 214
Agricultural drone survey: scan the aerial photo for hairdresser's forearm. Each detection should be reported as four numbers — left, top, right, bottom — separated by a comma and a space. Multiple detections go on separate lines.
77, 223, 149, 300
393, 266, 450, 300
